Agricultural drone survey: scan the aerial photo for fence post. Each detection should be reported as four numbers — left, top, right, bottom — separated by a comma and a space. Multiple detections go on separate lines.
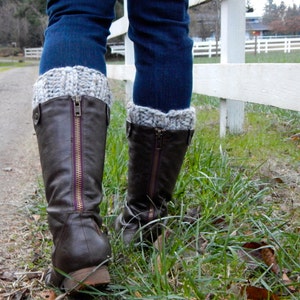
208, 40, 212, 58
284, 38, 291, 53
220, 0, 245, 137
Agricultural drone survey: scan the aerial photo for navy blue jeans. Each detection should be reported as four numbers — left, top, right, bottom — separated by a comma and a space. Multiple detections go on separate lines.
40, 0, 193, 112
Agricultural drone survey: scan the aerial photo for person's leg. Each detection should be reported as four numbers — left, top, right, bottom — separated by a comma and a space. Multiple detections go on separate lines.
33, 0, 115, 292
39, 0, 114, 75
128, 0, 193, 112
116, 0, 195, 244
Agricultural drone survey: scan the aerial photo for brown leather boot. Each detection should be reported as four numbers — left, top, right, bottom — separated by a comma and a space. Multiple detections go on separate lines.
33, 95, 111, 291
115, 120, 194, 245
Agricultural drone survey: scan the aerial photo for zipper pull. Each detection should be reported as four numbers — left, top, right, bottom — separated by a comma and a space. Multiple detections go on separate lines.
155, 128, 164, 149
73, 95, 82, 117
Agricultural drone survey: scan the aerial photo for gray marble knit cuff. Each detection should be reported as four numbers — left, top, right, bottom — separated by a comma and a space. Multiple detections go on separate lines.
127, 103, 196, 130
32, 66, 112, 108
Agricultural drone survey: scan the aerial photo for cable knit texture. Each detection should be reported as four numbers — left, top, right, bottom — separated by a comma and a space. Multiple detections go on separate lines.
127, 103, 196, 131
32, 66, 112, 108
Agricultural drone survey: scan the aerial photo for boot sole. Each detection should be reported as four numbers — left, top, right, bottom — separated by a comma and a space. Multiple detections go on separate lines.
61, 265, 110, 292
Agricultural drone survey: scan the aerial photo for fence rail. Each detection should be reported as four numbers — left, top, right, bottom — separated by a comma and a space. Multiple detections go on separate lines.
192, 37, 300, 57
24, 47, 43, 59
24, 37, 300, 60
107, 63, 300, 112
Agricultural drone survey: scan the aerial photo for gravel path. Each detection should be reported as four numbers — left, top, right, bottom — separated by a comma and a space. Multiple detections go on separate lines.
0, 66, 41, 273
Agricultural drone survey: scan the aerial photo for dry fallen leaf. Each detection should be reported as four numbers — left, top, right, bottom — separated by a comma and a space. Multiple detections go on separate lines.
289, 133, 300, 141
241, 285, 280, 300
260, 246, 279, 274
134, 291, 143, 298
282, 272, 297, 293
241, 242, 279, 273
240, 242, 297, 294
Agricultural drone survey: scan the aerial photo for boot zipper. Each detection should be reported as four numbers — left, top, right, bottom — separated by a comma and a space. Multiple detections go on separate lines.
72, 96, 84, 212
148, 128, 164, 221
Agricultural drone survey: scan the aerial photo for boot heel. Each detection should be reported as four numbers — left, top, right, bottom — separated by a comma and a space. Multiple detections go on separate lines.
61, 266, 110, 291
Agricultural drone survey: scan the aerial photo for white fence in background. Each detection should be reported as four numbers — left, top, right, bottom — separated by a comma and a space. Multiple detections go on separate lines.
24, 47, 43, 59
192, 37, 300, 57
25, 37, 300, 59
107, 44, 125, 56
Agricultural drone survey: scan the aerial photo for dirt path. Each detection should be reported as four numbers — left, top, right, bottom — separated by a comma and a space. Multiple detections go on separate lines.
0, 66, 41, 274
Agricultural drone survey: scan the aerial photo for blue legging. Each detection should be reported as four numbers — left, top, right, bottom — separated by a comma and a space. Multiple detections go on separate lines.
40, 0, 193, 112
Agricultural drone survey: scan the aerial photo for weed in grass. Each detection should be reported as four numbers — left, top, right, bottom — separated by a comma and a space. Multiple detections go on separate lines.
102, 100, 128, 228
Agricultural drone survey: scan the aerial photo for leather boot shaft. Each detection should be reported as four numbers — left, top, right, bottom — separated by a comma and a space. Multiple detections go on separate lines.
33, 96, 111, 288
116, 122, 194, 244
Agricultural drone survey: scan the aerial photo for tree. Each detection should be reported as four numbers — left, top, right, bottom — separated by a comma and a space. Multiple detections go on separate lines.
263, 1, 300, 35
189, 0, 221, 41
0, 1, 29, 47
263, 0, 279, 24
189, 1, 221, 55
0, 0, 47, 48
15, 0, 48, 47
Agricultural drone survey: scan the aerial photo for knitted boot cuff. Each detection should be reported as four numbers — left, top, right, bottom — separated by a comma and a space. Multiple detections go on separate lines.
127, 103, 196, 130
32, 66, 112, 108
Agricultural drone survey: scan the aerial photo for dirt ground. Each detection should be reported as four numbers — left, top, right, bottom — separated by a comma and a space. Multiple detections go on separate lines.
0, 66, 42, 289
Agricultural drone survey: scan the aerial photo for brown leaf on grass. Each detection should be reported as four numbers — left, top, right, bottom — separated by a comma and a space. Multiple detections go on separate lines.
212, 215, 227, 228
134, 291, 143, 298
260, 247, 279, 274
241, 242, 296, 293
241, 285, 280, 300
289, 133, 300, 141
241, 242, 279, 274
272, 177, 284, 184
282, 272, 297, 293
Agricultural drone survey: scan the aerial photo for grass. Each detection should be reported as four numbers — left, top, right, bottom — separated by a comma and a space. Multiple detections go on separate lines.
19, 51, 300, 299
193, 50, 300, 64
0, 60, 32, 72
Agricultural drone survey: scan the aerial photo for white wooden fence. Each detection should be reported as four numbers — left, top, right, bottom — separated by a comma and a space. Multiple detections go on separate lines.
107, 0, 300, 136
192, 37, 300, 57
24, 47, 43, 59
24, 37, 300, 59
